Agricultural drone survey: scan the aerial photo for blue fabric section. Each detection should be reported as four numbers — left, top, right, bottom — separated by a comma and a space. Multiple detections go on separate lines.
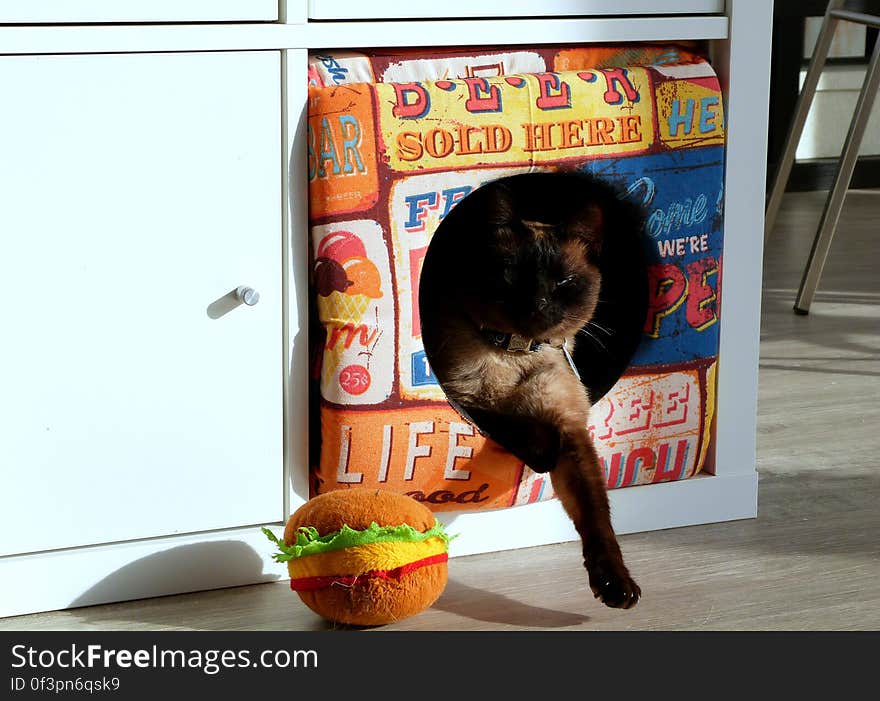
579, 146, 725, 366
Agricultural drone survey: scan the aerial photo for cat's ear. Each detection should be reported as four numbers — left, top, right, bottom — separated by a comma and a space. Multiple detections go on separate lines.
485, 182, 517, 226
567, 203, 604, 258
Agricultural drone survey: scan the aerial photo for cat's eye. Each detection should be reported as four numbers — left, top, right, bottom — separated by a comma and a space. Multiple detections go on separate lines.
555, 275, 576, 290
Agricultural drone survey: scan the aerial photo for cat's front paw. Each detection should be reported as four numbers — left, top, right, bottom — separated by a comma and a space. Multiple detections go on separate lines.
588, 561, 641, 609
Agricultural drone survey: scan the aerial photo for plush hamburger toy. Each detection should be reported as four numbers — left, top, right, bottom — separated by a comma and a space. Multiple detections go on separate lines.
263, 488, 452, 626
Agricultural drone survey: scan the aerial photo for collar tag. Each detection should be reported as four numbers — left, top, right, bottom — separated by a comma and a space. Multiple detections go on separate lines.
562, 343, 581, 380
506, 334, 533, 352
480, 328, 546, 352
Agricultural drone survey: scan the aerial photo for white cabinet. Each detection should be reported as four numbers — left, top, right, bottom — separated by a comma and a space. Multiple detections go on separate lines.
0, 52, 283, 558
307, 0, 725, 20
0, 1, 278, 23
0, 0, 770, 619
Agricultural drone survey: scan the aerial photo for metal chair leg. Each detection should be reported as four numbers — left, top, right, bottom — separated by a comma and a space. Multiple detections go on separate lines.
794, 33, 880, 314
765, 0, 844, 242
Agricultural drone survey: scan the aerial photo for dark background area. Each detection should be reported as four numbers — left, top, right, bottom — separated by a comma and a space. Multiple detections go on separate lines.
769, 0, 880, 191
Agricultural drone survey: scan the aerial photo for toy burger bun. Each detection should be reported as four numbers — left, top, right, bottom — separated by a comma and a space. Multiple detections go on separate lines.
264, 488, 452, 626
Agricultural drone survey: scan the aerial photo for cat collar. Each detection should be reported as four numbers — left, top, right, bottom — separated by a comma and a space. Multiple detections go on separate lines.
480, 329, 581, 379
481, 330, 549, 352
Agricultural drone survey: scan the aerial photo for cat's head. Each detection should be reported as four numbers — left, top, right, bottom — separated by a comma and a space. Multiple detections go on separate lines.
461, 179, 604, 341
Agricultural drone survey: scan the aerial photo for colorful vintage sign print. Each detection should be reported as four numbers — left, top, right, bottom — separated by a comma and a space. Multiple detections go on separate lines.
307, 45, 726, 512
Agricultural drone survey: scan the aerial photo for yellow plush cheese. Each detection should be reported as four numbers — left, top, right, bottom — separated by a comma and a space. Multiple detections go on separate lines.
287, 536, 448, 580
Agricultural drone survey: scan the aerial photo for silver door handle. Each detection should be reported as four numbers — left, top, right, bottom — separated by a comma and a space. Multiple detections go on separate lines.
235, 286, 260, 306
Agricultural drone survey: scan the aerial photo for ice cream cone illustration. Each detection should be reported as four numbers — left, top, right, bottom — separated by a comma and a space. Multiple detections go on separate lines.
314, 231, 384, 386
317, 289, 371, 325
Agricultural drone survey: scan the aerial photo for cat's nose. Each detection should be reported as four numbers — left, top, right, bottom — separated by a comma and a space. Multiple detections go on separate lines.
536, 297, 549, 311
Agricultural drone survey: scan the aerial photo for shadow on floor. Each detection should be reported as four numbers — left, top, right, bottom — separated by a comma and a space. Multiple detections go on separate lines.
759, 292, 880, 358
626, 469, 880, 563
67, 541, 280, 630
431, 578, 590, 628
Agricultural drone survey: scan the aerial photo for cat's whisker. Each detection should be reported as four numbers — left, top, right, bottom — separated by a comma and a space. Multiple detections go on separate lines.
586, 321, 615, 336
593, 299, 621, 308
577, 327, 610, 354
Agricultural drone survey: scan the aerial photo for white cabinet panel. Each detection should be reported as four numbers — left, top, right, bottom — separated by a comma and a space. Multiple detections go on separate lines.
0, 1, 278, 23
0, 51, 283, 556
308, 0, 724, 20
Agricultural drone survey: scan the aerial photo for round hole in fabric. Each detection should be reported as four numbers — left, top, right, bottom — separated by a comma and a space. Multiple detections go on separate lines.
419, 171, 648, 431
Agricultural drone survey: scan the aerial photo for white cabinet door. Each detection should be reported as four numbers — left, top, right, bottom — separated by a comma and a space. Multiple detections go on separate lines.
0, 1, 278, 22
0, 51, 283, 556
308, 0, 724, 19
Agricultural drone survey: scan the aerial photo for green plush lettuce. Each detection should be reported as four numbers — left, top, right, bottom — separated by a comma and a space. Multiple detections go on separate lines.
262, 521, 454, 563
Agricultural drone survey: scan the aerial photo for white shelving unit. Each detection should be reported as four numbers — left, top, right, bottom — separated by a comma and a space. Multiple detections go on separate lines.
0, 0, 772, 618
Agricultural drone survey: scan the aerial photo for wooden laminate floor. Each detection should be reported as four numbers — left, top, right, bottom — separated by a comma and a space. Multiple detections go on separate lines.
3, 190, 878, 631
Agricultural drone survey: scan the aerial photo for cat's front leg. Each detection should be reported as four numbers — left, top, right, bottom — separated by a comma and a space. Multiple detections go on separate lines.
459, 406, 561, 473
550, 430, 641, 609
